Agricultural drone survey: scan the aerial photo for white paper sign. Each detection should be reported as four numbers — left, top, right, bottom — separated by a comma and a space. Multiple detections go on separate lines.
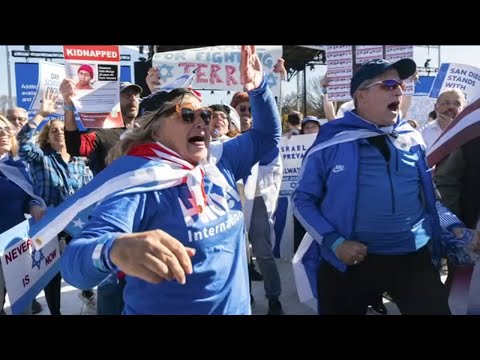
63, 45, 123, 128
31, 61, 66, 115
152, 46, 283, 99
0, 219, 59, 314
274, 134, 316, 259
430, 62, 480, 105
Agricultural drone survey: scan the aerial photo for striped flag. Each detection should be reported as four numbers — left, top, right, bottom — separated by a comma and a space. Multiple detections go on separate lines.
0, 142, 219, 312
158, 70, 196, 93
0, 218, 60, 314
292, 233, 320, 312
427, 97, 480, 167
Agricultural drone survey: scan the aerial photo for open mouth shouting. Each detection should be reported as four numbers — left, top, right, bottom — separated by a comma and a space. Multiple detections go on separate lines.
387, 101, 400, 114
188, 134, 207, 148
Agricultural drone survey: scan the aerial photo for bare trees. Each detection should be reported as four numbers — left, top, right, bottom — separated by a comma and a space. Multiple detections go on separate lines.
281, 74, 326, 119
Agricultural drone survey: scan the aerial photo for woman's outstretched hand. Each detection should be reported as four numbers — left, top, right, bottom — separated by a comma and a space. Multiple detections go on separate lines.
240, 45, 263, 92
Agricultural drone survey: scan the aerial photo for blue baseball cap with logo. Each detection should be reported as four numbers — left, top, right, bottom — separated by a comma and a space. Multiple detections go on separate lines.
350, 58, 417, 96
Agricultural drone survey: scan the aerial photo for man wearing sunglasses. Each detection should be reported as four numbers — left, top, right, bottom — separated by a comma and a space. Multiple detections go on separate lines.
231, 92, 253, 133
293, 58, 474, 315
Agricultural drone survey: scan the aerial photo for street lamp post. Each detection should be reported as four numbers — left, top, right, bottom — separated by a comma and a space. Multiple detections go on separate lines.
5, 45, 13, 108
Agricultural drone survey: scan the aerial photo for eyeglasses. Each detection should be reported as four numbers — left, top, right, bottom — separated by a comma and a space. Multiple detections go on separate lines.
0, 126, 14, 135
7, 116, 27, 123
239, 105, 251, 113
362, 79, 406, 92
49, 127, 64, 133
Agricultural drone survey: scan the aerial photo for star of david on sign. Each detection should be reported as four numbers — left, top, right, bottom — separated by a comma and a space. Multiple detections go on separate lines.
31, 247, 45, 270
265, 73, 278, 87
158, 64, 174, 81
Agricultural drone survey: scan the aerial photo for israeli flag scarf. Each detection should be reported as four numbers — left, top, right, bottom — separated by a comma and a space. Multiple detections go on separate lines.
293, 111, 429, 312
30, 141, 228, 251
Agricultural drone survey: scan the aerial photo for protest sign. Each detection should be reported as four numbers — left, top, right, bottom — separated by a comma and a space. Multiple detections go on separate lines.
64, 45, 123, 128
152, 46, 283, 99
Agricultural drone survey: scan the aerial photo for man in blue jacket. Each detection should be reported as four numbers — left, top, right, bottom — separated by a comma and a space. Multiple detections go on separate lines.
292, 58, 469, 315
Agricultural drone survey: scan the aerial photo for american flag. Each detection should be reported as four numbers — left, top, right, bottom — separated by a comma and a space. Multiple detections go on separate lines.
427, 97, 480, 167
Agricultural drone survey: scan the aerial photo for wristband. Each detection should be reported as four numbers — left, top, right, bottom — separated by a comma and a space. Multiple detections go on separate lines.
92, 234, 117, 272
63, 104, 75, 112
28, 121, 38, 128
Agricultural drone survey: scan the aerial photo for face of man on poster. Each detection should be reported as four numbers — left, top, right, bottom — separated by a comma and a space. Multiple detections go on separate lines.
76, 64, 95, 90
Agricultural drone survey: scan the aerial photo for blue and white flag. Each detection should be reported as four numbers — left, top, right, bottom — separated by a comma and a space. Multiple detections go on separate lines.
30, 154, 199, 251
292, 112, 437, 313
64, 204, 95, 238
292, 233, 320, 312
1, 141, 227, 311
0, 154, 191, 311
0, 218, 59, 314
304, 112, 423, 163
158, 71, 196, 93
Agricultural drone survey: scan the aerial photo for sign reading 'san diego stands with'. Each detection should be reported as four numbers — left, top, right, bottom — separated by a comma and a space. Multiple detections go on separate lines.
430, 63, 480, 105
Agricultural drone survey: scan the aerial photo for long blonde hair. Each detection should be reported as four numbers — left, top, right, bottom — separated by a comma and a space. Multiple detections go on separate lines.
106, 91, 202, 165
0, 115, 18, 156
106, 111, 162, 165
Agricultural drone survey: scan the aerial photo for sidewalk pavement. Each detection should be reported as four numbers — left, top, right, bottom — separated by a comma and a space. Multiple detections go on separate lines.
3, 282, 96, 315
4, 258, 409, 315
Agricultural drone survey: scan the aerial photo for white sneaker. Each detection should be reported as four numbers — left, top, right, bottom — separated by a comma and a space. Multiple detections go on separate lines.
78, 291, 96, 310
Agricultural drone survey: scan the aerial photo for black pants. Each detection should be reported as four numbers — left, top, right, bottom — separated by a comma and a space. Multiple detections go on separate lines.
293, 215, 307, 254
44, 272, 62, 315
444, 258, 455, 293
317, 246, 451, 315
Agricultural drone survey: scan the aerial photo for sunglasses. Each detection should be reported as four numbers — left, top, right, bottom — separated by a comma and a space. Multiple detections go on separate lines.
363, 79, 406, 92
239, 105, 251, 113
0, 126, 14, 135
146, 103, 212, 128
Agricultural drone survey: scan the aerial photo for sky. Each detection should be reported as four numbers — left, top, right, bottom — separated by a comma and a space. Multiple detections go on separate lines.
2, 45, 480, 106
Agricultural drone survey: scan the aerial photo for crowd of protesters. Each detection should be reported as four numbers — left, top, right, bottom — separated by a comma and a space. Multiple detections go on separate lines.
1, 47, 480, 315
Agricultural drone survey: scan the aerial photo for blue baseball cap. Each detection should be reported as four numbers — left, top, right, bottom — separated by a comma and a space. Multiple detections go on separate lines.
350, 58, 417, 96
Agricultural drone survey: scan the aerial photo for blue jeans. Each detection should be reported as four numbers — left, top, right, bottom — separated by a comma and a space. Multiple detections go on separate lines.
97, 275, 125, 315
248, 196, 281, 300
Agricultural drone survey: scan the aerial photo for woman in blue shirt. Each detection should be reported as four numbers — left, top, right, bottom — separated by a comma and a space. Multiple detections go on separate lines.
0, 116, 45, 315
60, 45, 281, 314
18, 92, 91, 315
